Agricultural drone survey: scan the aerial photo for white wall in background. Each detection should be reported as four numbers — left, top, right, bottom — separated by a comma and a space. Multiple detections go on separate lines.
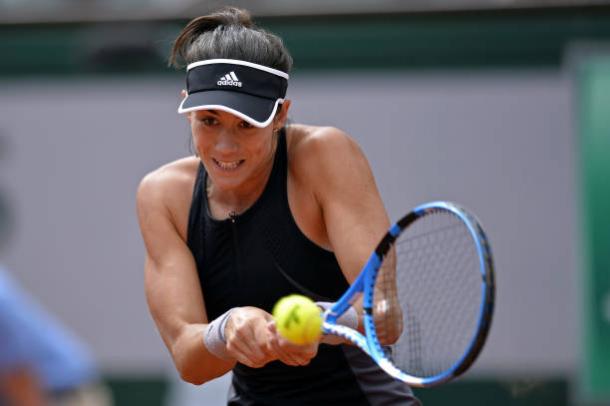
0, 70, 579, 377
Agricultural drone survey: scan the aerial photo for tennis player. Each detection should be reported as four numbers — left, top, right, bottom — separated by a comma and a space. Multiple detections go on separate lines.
137, 7, 420, 405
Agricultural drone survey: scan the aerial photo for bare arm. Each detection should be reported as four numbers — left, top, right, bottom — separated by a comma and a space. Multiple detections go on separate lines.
137, 172, 235, 384
138, 167, 317, 379
302, 128, 402, 344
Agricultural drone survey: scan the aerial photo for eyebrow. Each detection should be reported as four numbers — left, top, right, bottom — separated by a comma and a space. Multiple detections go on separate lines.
197, 109, 219, 116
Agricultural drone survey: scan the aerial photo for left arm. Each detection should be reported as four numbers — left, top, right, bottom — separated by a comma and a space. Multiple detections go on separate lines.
300, 127, 401, 344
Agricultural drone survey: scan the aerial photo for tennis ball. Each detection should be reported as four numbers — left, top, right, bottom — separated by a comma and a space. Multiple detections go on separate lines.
272, 294, 322, 345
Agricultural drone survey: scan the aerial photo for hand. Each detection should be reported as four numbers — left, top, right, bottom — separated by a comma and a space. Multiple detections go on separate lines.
224, 307, 277, 368
266, 321, 318, 367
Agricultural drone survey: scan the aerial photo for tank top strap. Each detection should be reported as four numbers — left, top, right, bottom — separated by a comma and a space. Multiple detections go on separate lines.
187, 162, 206, 267
260, 127, 289, 206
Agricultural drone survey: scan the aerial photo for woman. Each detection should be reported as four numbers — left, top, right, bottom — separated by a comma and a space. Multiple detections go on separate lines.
137, 7, 420, 405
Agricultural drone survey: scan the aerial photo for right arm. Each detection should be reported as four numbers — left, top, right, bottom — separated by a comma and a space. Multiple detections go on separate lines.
137, 172, 235, 384
138, 169, 313, 382
138, 168, 320, 381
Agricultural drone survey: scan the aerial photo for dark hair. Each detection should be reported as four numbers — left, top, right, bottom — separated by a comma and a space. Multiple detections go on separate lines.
169, 7, 292, 73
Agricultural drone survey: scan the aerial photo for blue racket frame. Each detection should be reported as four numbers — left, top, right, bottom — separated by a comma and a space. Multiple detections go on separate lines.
321, 201, 495, 388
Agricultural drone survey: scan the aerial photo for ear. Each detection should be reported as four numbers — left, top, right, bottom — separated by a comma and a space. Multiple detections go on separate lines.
273, 100, 291, 130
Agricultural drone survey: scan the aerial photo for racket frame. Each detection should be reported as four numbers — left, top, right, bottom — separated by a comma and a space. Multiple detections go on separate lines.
322, 201, 495, 387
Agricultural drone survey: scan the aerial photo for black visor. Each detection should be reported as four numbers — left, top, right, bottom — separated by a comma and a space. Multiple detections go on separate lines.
178, 59, 289, 128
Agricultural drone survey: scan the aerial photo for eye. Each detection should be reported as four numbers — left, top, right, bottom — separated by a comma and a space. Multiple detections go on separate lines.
239, 120, 254, 129
198, 116, 218, 126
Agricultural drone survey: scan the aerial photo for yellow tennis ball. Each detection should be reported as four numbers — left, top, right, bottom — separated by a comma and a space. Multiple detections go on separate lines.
272, 294, 322, 345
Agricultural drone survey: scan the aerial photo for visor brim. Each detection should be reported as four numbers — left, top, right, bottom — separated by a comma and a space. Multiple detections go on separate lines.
178, 90, 282, 128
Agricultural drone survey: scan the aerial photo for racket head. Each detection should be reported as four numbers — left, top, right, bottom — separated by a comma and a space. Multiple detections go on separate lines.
363, 201, 495, 387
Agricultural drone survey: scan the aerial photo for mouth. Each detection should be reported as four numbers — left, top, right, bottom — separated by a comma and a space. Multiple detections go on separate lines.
212, 158, 245, 171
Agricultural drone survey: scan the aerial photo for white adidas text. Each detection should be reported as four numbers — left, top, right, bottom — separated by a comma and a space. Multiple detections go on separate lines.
217, 72, 242, 87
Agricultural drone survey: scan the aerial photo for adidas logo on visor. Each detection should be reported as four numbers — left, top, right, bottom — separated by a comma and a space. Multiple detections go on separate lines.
217, 71, 242, 87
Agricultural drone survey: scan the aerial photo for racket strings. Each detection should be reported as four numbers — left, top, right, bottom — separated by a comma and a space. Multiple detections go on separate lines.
374, 211, 482, 378
374, 250, 402, 344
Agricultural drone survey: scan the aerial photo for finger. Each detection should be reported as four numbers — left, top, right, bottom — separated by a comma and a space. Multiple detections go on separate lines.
245, 322, 274, 361
277, 335, 317, 354
267, 334, 302, 366
228, 328, 272, 368
226, 337, 264, 368
268, 321, 312, 353
233, 335, 266, 364
278, 338, 318, 363
232, 347, 271, 368
266, 322, 302, 366
277, 340, 318, 366
226, 341, 261, 368
268, 320, 318, 365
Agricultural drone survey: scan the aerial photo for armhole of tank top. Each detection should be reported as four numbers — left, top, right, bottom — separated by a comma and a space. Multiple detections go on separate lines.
186, 162, 205, 248
282, 128, 336, 257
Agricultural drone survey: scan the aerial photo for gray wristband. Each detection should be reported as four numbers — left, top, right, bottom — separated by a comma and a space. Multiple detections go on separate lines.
202, 308, 234, 360
316, 302, 358, 345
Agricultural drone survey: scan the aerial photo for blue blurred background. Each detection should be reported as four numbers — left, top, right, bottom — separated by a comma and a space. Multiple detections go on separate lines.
1, 1, 610, 405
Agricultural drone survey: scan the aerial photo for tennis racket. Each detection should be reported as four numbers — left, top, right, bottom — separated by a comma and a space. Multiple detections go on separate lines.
322, 201, 495, 387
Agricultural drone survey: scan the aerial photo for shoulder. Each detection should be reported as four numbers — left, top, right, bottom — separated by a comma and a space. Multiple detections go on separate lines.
287, 124, 363, 172
138, 156, 199, 191
286, 124, 367, 183
138, 157, 199, 203
287, 124, 358, 152
137, 157, 200, 232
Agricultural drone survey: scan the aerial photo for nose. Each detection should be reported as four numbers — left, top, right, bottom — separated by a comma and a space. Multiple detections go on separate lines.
214, 128, 239, 155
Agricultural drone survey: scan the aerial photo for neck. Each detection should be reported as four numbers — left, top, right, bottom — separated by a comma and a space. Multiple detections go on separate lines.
206, 145, 277, 219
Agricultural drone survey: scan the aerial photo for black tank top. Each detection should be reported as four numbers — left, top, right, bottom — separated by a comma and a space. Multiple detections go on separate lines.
187, 129, 419, 406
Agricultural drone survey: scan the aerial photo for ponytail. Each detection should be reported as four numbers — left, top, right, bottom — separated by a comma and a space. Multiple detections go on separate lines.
169, 7, 292, 73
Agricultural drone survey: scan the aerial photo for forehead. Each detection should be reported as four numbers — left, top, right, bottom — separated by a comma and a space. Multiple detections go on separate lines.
194, 109, 243, 120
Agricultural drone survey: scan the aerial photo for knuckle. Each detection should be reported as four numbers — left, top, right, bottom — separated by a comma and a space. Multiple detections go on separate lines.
250, 351, 267, 365
251, 358, 266, 368
281, 357, 297, 366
